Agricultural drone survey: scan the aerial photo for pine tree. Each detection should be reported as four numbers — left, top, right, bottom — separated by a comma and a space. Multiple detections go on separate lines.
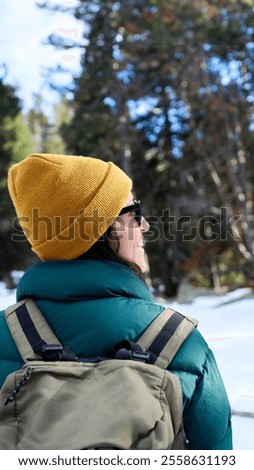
0, 73, 35, 283
40, 0, 254, 292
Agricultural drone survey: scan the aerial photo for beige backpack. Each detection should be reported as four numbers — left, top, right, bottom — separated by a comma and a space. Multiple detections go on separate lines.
0, 298, 197, 450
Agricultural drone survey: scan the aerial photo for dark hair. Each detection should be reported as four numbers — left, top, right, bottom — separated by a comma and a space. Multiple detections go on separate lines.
76, 225, 143, 276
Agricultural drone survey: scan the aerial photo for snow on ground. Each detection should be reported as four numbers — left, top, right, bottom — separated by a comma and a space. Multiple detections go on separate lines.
167, 289, 254, 450
0, 280, 253, 450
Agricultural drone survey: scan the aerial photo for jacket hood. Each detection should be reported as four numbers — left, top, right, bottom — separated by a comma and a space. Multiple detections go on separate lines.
17, 260, 152, 302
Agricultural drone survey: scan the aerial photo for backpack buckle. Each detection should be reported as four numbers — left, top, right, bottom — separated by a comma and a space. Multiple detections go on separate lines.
41, 344, 64, 361
40, 344, 78, 362
115, 348, 150, 363
132, 351, 150, 362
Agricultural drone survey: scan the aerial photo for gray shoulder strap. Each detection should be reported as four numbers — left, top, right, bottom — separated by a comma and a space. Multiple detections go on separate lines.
138, 308, 198, 369
5, 298, 61, 362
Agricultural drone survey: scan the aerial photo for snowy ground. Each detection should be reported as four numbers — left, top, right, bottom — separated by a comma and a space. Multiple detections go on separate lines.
167, 288, 254, 450
0, 278, 253, 450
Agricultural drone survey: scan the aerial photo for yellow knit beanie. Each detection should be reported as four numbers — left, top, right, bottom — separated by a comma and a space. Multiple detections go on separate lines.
8, 153, 132, 260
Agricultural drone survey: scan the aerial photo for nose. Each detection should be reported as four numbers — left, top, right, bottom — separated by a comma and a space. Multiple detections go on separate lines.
141, 216, 150, 233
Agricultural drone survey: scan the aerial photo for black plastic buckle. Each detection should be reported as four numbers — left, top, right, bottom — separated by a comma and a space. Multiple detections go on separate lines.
41, 344, 64, 361
132, 351, 150, 362
115, 348, 150, 363
40, 344, 78, 362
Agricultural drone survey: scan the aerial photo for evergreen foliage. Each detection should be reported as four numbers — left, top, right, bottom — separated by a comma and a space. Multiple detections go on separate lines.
0, 74, 35, 285
12, 1, 254, 294
43, 0, 253, 294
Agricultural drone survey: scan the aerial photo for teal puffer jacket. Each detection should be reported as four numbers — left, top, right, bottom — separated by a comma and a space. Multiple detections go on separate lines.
0, 260, 232, 450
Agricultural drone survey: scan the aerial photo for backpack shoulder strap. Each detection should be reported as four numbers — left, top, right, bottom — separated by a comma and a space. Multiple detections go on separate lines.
5, 298, 63, 362
138, 308, 198, 369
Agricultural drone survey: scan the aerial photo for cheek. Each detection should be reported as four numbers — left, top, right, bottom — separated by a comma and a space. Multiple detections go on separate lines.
117, 228, 132, 258
118, 228, 146, 271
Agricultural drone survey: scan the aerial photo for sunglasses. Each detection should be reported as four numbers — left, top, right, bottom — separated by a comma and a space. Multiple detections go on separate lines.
119, 200, 142, 226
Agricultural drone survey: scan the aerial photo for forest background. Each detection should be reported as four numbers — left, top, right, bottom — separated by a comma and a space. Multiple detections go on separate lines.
1, 0, 254, 299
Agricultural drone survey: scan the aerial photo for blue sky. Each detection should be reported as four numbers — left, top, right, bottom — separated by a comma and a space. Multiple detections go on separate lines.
0, 0, 83, 117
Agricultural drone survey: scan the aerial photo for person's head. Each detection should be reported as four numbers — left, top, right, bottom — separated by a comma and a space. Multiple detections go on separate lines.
8, 153, 149, 273
78, 193, 149, 273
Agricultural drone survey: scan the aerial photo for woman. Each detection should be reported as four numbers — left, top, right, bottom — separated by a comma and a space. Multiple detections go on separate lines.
1, 153, 232, 449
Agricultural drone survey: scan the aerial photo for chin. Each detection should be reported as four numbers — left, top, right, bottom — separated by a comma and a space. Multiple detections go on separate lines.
138, 262, 147, 273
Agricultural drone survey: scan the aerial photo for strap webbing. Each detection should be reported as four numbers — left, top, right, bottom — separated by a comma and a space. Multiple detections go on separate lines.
148, 311, 184, 358
5, 298, 61, 362
15, 303, 47, 355
138, 308, 198, 369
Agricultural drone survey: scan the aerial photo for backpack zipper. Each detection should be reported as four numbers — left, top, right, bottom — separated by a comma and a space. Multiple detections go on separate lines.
4, 367, 33, 406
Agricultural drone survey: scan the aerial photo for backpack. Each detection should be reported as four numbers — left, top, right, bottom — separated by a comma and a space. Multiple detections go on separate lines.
0, 298, 198, 450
